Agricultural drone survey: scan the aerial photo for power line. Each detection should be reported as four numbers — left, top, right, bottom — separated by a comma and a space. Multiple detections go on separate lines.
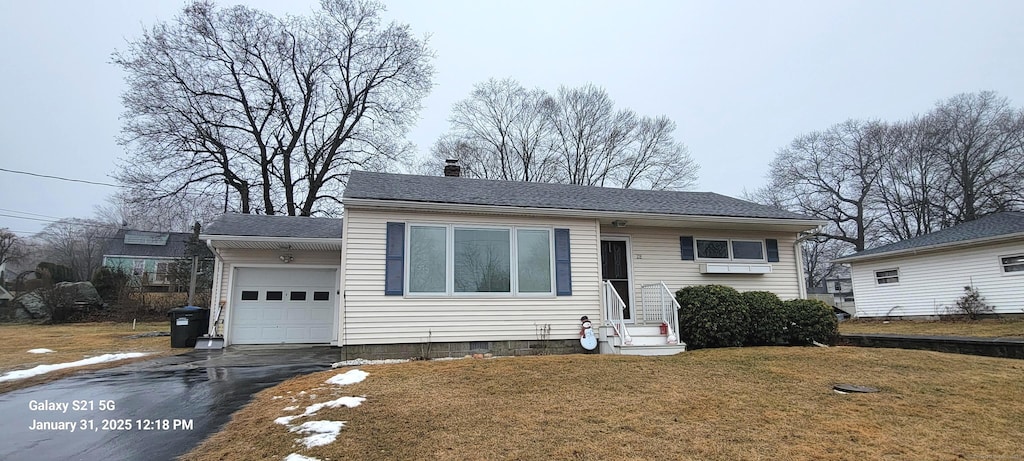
0, 208, 63, 220
0, 167, 119, 187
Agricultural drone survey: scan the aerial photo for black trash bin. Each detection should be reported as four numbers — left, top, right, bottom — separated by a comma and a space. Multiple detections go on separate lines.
168, 306, 210, 348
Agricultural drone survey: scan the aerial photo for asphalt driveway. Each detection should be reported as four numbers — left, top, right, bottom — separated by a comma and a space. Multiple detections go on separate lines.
0, 346, 346, 461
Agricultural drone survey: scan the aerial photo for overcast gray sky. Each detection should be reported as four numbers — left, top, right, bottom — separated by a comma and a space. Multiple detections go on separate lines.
1, 0, 1022, 236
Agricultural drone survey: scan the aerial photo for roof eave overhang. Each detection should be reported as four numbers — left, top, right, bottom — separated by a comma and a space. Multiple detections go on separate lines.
200, 234, 344, 251
343, 198, 826, 232
833, 231, 1024, 264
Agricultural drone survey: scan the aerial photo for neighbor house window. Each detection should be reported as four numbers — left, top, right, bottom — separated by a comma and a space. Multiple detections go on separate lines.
695, 239, 765, 261
1001, 254, 1024, 274
406, 225, 554, 296
875, 269, 899, 284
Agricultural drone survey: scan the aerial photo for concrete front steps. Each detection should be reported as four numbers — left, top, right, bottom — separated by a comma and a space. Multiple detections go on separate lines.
601, 325, 687, 356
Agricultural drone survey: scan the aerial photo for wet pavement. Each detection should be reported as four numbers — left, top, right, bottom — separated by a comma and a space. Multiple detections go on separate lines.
0, 346, 346, 461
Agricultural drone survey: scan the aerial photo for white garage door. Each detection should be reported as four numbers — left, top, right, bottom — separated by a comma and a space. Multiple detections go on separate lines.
230, 268, 337, 344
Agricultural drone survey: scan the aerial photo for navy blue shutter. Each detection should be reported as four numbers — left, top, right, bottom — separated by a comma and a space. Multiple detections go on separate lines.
680, 236, 695, 260
766, 239, 780, 262
385, 222, 405, 295
554, 228, 572, 296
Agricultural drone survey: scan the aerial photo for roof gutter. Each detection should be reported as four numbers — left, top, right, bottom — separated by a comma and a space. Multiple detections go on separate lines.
343, 198, 826, 229
833, 231, 1024, 264
199, 234, 344, 247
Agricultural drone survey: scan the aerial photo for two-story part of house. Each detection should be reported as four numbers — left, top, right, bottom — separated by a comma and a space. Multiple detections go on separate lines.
102, 229, 215, 292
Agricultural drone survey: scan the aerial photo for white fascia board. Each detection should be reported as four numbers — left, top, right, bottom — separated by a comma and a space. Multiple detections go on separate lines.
343, 198, 825, 230
833, 232, 1024, 264
199, 234, 344, 246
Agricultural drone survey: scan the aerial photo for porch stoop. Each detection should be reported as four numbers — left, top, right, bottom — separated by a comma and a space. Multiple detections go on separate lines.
600, 325, 687, 356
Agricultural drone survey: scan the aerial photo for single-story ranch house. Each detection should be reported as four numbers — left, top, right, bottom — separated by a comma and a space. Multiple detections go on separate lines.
834, 211, 1024, 318
200, 167, 823, 357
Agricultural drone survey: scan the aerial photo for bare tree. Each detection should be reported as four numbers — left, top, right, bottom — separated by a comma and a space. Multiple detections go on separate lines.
114, 0, 434, 216
94, 190, 222, 233
427, 80, 698, 190
874, 118, 944, 243
425, 79, 557, 182
801, 237, 851, 289
926, 91, 1024, 225
767, 120, 894, 251
35, 219, 118, 282
0, 228, 28, 284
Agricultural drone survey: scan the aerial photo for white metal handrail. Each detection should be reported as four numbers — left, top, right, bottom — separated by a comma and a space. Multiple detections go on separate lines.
603, 281, 632, 348
640, 282, 681, 345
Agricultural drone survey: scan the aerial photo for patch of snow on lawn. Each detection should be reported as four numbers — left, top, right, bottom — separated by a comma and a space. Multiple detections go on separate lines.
283, 454, 321, 461
27, 348, 54, 354
275, 415, 299, 426
283, 406, 298, 411
0, 353, 149, 382
326, 369, 368, 386
290, 420, 346, 448
302, 396, 365, 416
332, 358, 408, 368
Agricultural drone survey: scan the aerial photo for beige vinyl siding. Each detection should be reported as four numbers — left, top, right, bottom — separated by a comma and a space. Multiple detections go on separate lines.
342, 208, 601, 345
849, 240, 1024, 317
601, 226, 803, 301
212, 248, 342, 308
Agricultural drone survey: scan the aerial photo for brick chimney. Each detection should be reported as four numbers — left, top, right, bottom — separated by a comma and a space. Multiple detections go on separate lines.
444, 158, 461, 177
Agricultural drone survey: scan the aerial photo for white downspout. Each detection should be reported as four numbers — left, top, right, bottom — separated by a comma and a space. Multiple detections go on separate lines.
793, 227, 822, 300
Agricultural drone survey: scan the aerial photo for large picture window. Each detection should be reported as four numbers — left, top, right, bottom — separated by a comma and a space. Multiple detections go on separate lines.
455, 228, 511, 293
406, 225, 554, 296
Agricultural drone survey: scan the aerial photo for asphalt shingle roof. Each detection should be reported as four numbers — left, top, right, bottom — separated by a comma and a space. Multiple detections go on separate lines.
203, 214, 343, 239
105, 229, 213, 259
342, 171, 816, 221
840, 212, 1024, 261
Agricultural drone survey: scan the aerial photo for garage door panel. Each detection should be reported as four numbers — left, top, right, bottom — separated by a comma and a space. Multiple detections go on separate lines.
230, 268, 337, 345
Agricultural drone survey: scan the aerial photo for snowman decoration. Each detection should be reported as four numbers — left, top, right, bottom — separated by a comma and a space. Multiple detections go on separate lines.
579, 315, 597, 351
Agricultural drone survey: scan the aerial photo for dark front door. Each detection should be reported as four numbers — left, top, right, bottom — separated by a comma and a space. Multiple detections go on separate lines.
601, 239, 631, 320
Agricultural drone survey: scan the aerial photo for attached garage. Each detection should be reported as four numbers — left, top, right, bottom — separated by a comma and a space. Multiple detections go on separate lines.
200, 214, 345, 347
230, 268, 337, 344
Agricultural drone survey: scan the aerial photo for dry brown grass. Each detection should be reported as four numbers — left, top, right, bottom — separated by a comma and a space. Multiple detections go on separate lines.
184, 347, 1024, 461
0, 321, 178, 393
840, 317, 1024, 338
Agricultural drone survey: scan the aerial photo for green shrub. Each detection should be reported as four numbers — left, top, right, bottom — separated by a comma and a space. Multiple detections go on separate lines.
91, 266, 130, 303
675, 285, 750, 349
36, 262, 75, 283
781, 299, 839, 345
742, 291, 787, 346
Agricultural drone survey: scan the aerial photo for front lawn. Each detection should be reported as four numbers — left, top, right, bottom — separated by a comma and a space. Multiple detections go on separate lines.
184, 347, 1024, 461
0, 321, 177, 393
840, 317, 1024, 338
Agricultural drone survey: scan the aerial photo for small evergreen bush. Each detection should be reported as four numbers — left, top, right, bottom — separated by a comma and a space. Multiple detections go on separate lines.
742, 290, 787, 346
675, 284, 750, 349
781, 299, 839, 345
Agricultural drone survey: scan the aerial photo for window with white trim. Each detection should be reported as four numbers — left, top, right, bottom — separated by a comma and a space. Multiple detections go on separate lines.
875, 269, 899, 285
695, 238, 765, 261
406, 225, 554, 296
1001, 254, 1024, 274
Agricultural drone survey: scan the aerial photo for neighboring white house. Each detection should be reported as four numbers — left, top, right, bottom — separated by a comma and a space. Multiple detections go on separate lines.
200, 167, 823, 356
834, 212, 1024, 318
